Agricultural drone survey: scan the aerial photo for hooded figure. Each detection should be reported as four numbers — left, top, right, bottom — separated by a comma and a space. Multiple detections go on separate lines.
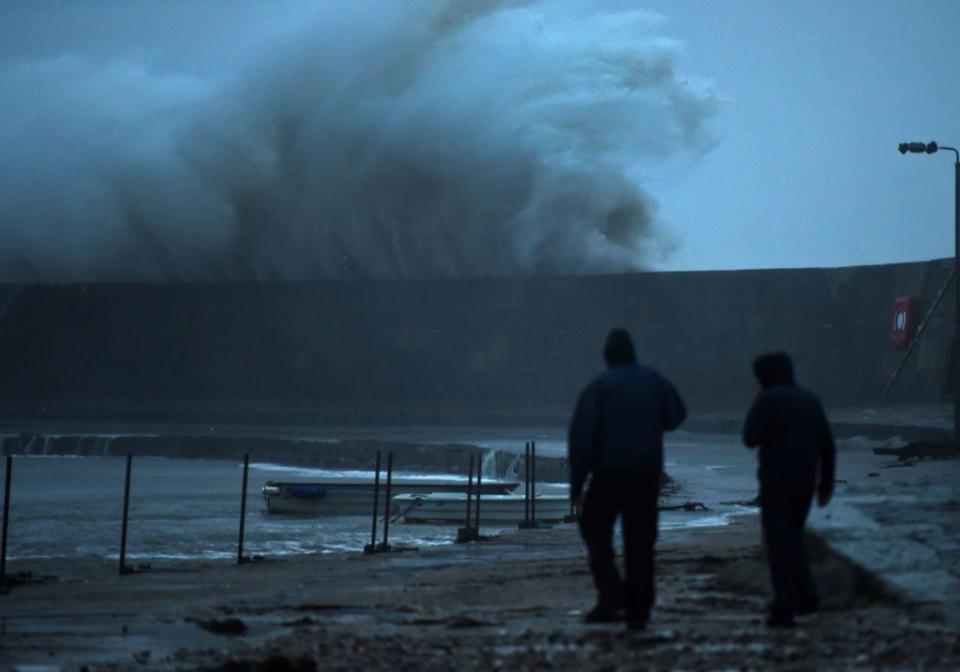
568, 328, 686, 630
752, 351, 795, 388
743, 352, 835, 627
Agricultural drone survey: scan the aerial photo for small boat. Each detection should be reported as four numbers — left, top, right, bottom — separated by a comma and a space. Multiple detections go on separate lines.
393, 492, 571, 525
262, 478, 519, 515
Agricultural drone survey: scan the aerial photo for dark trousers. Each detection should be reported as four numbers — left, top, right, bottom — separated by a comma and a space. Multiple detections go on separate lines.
760, 482, 818, 618
579, 469, 660, 619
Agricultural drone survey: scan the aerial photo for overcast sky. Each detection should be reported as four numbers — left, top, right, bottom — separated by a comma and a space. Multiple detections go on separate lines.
641, 0, 960, 270
1, 1, 959, 277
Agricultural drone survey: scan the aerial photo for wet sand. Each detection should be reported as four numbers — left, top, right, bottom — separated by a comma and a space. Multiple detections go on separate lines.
2, 513, 957, 671
3, 432, 959, 670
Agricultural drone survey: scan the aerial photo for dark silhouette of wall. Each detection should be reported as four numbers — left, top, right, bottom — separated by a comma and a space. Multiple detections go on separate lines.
0, 259, 952, 425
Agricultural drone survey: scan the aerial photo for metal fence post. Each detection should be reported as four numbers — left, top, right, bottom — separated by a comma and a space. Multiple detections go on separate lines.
381, 451, 393, 551
365, 451, 382, 554
119, 454, 133, 575
524, 442, 530, 525
457, 453, 479, 543
237, 453, 250, 564
1, 455, 12, 582
531, 440, 537, 525
465, 453, 474, 528
474, 450, 482, 532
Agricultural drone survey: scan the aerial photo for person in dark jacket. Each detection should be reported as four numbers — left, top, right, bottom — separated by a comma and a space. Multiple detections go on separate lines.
743, 352, 836, 628
568, 328, 687, 630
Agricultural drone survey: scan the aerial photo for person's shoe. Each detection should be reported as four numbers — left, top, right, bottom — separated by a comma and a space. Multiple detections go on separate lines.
583, 601, 623, 624
796, 600, 820, 617
765, 612, 796, 628
625, 616, 648, 631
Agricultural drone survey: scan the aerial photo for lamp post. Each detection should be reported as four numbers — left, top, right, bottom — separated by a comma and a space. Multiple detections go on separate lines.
899, 141, 960, 438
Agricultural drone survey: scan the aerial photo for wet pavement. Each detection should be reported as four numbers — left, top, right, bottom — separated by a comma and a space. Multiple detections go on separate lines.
809, 441, 960, 624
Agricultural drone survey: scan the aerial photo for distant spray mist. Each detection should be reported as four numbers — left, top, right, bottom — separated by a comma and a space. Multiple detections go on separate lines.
0, 1, 717, 281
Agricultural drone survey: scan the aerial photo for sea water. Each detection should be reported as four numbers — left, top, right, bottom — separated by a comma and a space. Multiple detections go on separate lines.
0, 456, 466, 561
0, 433, 757, 562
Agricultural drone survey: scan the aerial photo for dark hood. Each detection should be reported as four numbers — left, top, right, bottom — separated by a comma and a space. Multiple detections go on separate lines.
753, 352, 795, 388
603, 328, 636, 366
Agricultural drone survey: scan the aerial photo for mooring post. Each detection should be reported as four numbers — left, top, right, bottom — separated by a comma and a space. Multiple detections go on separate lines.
365, 451, 382, 554
474, 450, 483, 532
381, 451, 393, 551
237, 453, 250, 564
119, 454, 133, 575
1, 455, 12, 582
531, 440, 537, 525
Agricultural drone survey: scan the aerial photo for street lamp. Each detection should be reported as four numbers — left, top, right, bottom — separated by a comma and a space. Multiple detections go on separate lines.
899, 140, 960, 438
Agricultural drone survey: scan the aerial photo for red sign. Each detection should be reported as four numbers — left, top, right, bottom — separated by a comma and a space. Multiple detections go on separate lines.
890, 296, 921, 349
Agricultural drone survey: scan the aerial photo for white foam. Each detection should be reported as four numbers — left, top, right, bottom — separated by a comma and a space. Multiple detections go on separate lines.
248, 463, 465, 481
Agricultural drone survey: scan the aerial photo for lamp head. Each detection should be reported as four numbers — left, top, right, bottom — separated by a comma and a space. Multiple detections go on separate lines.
899, 141, 938, 155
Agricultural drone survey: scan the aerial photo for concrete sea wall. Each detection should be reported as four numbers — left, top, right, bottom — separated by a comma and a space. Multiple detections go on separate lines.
0, 258, 953, 426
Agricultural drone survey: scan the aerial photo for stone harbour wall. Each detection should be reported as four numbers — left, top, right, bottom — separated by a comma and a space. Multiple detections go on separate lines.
0, 258, 952, 425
